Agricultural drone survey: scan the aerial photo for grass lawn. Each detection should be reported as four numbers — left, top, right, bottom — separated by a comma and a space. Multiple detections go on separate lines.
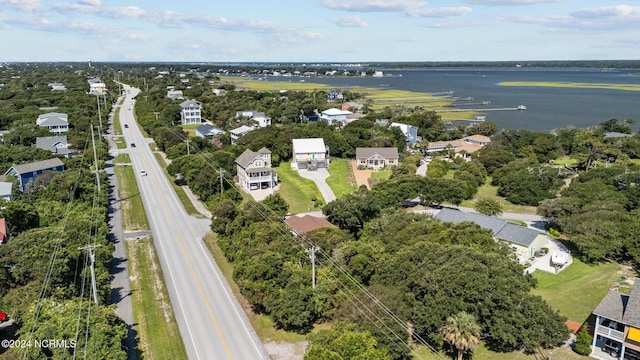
552, 156, 579, 167
459, 176, 538, 215
412, 341, 587, 360
532, 259, 630, 324
112, 153, 131, 164
128, 238, 188, 360
326, 159, 357, 198
114, 165, 149, 230
277, 162, 324, 213
113, 136, 127, 149
112, 106, 122, 136
152, 152, 202, 217
371, 170, 392, 181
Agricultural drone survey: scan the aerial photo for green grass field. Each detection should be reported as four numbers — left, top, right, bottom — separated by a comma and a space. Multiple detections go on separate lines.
371, 170, 392, 180
532, 259, 629, 324
459, 176, 538, 215
112, 153, 130, 164
128, 238, 188, 360
114, 165, 149, 230
277, 162, 324, 213
326, 159, 357, 198
412, 342, 587, 360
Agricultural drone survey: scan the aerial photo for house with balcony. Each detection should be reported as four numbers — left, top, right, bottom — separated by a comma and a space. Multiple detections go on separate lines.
180, 99, 202, 125
356, 147, 399, 170
235, 148, 277, 191
36, 113, 69, 134
390, 122, 418, 146
591, 280, 640, 360
292, 138, 328, 170
320, 108, 352, 125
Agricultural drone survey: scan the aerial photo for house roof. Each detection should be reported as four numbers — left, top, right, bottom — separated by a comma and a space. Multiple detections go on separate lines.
230, 125, 255, 136
195, 124, 225, 136
284, 215, 333, 234
292, 138, 326, 154
38, 117, 69, 127
465, 135, 491, 143
36, 135, 70, 154
5, 158, 65, 176
236, 149, 263, 168
321, 108, 352, 116
355, 147, 399, 159
180, 99, 201, 108
434, 208, 542, 247
0, 182, 12, 196
594, 290, 629, 323
623, 281, 640, 328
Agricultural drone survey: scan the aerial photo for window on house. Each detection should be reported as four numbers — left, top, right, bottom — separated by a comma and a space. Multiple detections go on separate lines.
254, 160, 262, 167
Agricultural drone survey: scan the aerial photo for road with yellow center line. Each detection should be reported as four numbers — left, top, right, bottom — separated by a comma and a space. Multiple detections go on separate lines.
120, 85, 270, 360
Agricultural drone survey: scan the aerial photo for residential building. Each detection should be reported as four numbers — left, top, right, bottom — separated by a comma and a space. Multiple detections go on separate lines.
236, 111, 271, 128
195, 124, 225, 138
0, 218, 8, 244
89, 82, 106, 96
212, 89, 227, 96
591, 280, 640, 360
230, 125, 255, 145
342, 101, 364, 112
0, 182, 12, 201
320, 108, 352, 125
292, 138, 328, 170
35, 136, 76, 157
235, 148, 277, 191
4, 158, 65, 192
356, 147, 399, 169
167, 89, 183, 99
425, 135, 491, 159
36, 113, 69, 134
49, 82, 67, 91
327, 90, 344, 101
435, 208, 548, 264
180, 99, 202, 125
390, 122, 419, 146
285, 215, 334, 235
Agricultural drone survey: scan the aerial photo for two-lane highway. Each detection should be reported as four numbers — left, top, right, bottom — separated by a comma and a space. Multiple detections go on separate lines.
119, 85, 270, 359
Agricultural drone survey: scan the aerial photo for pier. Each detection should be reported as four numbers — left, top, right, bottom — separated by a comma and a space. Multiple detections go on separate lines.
435, 105, 526, 113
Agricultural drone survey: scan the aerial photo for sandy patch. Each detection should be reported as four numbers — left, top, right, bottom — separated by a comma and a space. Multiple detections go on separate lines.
350, 160, 373, 189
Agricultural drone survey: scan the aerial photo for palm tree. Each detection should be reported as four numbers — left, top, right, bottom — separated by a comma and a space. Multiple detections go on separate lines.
440, 311, 482, 360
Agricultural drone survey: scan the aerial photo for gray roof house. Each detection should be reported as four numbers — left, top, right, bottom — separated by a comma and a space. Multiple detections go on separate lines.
35, 135, 76, 157
591, 280, 640, 359
355, 147, 399, 169
179, 99, 202, 125
0, 182, 12, 201
230, 125, 255, 145
235, 147, 277, 192
36, 112, 69, 134
4, 158, 65, 192
195, 124, 225, 138
435, 208, 548, 263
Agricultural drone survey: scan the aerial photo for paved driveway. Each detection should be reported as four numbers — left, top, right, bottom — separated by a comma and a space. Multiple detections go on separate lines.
297, 168, 336, 204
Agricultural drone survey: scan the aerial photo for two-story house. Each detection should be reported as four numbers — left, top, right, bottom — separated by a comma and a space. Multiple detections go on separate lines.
180, 99, 202, 125
390, 122, 418, 146
36, 113, 69, 134
591, 280, 640, 359
320, 108, 352, 125
235, 148, 278, 191
292, 138, 328, 170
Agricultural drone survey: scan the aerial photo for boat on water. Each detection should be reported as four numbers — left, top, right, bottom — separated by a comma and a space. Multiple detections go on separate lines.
517, 105, 527, 110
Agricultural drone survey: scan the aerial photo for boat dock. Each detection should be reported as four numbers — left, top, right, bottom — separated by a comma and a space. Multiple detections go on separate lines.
435, 105, 526, 113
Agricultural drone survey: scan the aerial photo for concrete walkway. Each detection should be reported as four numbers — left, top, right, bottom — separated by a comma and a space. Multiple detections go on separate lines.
297, 168, 336, 204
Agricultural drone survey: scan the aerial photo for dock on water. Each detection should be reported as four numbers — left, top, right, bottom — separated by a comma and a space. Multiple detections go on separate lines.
435, 105, 526, 113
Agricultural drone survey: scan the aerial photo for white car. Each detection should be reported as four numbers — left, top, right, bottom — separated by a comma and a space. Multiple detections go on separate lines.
140, 170, 147, 176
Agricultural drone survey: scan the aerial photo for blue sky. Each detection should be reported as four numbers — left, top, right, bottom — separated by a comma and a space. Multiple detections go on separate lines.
1, 0, 639, 62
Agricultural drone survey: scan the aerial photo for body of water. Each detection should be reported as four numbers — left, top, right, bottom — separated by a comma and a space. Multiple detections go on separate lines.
276, 67, 640, 132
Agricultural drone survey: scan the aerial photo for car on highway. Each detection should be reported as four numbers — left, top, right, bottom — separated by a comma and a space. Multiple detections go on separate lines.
124, 124, 129, 128
130, 143, 136, 147
140, 170, 147, 176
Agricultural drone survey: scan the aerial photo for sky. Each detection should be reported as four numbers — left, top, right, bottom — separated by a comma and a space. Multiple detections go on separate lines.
1, 0, 639, 62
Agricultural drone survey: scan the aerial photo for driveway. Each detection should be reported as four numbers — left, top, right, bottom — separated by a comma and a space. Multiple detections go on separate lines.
529, 238, 573, 274
297, 168, 336, 204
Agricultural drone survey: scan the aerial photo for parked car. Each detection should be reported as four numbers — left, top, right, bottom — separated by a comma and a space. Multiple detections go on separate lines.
140, 170, 147, 176
604, 339, 620, 357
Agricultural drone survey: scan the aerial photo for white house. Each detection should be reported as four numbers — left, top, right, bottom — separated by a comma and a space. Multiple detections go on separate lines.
212, 89, 227, 96
292, 138, 328, 170
179, 99, 202, 125
195, 124, 225, 138
0, 182, 12, 201
320, 108, 352, 125
356, 148, 399, 169
36, 113, 69, 134
235, 148, 278, 191
167, 89, 183, 99
236, 111, 271, 128
390, 122, 419, 146
230, 125, 255, 145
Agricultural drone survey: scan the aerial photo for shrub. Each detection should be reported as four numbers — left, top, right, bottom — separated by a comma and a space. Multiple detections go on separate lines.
574, 324, 592, 356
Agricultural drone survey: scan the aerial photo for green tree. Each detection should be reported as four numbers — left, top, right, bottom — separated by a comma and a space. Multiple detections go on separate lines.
474, 197, 503, 216
440, 311, 481, 360
573, 324, 593, 355
305, 323, 392, 360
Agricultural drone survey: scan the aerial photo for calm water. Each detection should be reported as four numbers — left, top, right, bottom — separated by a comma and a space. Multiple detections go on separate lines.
276, 68, 640, 132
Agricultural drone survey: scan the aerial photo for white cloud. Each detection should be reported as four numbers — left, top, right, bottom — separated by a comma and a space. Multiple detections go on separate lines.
52, 3, 147, 19
409, 7, 473, 17
78, 0, 100, 6
0, 0, 43, 12
327, 15, 368, 27
321, 0, 427, 13
461, 0, 561, 5
510, 5, 640, 30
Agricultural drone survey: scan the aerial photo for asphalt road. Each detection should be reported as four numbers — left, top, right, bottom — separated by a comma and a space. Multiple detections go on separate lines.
120, 85, 270, 360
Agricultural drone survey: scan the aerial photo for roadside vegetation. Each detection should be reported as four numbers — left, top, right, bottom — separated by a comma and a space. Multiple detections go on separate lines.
114, 165, 149, 230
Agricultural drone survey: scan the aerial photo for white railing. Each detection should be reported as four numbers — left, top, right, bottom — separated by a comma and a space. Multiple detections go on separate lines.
597, 326, 625, 340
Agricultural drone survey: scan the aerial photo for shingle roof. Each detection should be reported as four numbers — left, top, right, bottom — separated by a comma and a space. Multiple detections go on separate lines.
435, 208, 542, 246
285, 215, 333, 234
180, 99, 201, 108
623, 281, 640, 328
0, 182, 12, 196
594, 290, 629, 323
355, 147, 399, 159
195, 124, 225, 136
230, 125, 254, 136
36, 136, 70, 154
235, 149, 260, 168
7, 158, 64, 175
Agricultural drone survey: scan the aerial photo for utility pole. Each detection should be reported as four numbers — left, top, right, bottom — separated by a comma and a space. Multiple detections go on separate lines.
96, 95, 103, 132
78, 244, 103, 305
305, 246, 320, 289
219, 168, 224, 194
90, 124, 101, 194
